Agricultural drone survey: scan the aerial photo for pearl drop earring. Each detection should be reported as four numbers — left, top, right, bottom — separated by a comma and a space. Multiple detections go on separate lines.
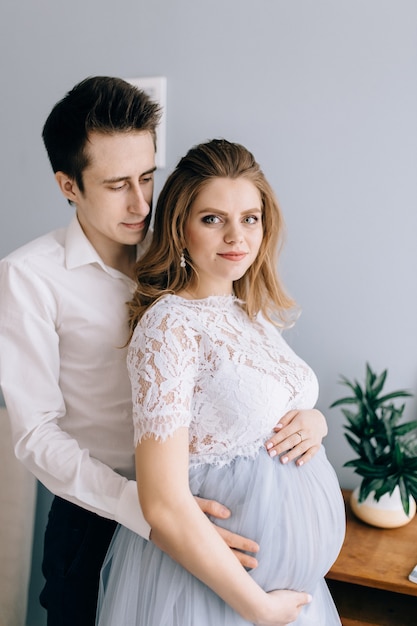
180, 252, 186, 268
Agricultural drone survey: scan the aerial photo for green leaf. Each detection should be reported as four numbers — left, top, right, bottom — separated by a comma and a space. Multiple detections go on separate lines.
371, 369, 388, 397
393, 441, 403, 466
399, 477, 410, 516
330, 396, 358, 408
341, 409, 360, 422
344, 433, 362, 457
376, 391, 412, 405
403, 457, 417, 471
365, 364, 377, 392
362, 439, 376, 463
406, 479, 417, 501
404, 479, 417, 496
394, 421, 417, 436
346, 460, 389, 477
359, 478, 380, 501
374, 480, 393, 500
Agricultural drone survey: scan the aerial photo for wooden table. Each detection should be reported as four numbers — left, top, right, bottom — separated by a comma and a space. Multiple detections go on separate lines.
326, 490, 417, 625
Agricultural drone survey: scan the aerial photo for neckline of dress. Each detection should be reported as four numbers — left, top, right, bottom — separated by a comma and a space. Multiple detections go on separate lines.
170, 293, 241, 307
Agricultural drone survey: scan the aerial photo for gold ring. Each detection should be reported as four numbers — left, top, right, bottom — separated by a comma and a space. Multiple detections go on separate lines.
297, 431, 303, 443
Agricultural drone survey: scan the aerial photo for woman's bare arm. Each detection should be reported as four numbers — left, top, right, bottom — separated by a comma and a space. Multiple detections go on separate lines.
136, 427, 311, 625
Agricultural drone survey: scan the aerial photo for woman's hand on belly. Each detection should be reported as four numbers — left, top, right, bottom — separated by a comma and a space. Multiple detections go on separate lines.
256, 589, 312, 625
265, 409, 328, 466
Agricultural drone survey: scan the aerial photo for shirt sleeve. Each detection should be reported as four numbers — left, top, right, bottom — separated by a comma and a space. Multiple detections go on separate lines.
0, 258, 150, 539
128, 303, 199, 445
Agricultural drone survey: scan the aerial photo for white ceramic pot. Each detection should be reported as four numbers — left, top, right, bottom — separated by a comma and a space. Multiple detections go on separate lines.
350, 485, 416, 529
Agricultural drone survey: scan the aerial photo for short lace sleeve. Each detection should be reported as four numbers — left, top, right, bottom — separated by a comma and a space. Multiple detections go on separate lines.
127, 300, 199, 445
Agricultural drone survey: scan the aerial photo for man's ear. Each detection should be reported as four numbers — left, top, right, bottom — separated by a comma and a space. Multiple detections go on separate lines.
54, 171, 79, 204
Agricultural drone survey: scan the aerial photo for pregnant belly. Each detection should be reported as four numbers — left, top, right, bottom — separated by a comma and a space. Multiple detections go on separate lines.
189, 446, 346, 593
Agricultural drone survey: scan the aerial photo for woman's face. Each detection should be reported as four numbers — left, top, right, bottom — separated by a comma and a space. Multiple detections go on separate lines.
184, 177, 263, 298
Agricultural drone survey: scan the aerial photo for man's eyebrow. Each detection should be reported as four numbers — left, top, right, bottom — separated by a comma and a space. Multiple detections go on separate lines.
102, 167, 157, 184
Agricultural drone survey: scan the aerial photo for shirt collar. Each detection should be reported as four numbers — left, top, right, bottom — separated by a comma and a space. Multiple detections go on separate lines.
64, 214, 152, 275
65, 215, 106, 271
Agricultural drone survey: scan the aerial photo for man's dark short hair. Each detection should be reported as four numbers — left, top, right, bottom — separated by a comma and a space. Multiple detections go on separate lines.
42, 76, 161, 191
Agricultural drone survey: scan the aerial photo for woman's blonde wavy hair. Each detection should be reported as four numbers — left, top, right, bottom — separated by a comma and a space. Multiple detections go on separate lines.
128, 138, 297, 337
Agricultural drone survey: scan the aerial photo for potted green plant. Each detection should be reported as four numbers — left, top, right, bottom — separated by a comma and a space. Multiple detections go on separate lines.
330, 363, 417, 527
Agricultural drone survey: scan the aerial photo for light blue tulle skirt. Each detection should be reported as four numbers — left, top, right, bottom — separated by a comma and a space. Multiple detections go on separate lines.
96, 447, 345, 625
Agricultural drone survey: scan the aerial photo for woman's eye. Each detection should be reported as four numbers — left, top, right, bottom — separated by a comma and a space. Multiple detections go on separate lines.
244, 215, 259, 224
202, 215, 221, 224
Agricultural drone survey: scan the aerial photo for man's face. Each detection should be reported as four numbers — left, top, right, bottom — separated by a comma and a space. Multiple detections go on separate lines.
57, 130, 156, 262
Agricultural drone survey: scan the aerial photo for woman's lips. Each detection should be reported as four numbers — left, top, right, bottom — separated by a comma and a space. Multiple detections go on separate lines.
217, 252, 247, 261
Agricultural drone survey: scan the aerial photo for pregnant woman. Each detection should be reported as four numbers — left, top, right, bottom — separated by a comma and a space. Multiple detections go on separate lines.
96, 139, 345, 625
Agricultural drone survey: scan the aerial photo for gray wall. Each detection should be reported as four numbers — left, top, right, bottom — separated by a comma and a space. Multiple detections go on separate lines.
1, 1, 416, 624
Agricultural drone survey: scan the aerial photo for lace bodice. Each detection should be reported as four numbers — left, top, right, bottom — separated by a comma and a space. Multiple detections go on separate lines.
127, 295, 318, 467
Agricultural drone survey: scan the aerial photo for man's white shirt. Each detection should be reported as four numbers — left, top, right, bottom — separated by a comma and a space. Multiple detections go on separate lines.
0, 215, 151, 538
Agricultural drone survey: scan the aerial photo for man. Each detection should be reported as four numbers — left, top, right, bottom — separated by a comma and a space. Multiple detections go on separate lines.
0, 76, 325, 625
0, 76, 259, 625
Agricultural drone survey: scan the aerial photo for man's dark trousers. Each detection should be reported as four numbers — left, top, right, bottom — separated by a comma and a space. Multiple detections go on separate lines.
40, 496, 117, 626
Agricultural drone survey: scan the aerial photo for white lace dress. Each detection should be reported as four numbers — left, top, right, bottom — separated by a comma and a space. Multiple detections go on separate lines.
96, 295, 345, 625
